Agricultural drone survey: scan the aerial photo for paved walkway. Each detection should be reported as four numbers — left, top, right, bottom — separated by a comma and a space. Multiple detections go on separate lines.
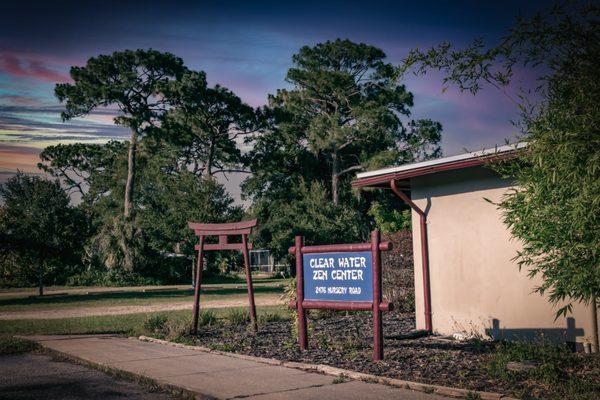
28, 335, 449, 400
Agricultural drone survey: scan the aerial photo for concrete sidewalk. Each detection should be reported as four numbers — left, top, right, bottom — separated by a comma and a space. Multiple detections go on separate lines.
28, 334, 449, 400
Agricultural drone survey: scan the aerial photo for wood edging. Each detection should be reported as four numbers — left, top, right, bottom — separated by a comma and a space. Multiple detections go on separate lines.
137, 335, 519, 400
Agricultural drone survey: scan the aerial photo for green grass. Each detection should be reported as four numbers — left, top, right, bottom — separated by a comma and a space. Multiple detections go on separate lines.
0, 306, 288, 336
0, 285, 284, 312
0, 335, 40, 355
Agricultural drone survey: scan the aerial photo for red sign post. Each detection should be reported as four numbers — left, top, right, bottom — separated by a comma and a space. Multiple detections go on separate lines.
288, 230, 392, 361
188, 219, 258, 333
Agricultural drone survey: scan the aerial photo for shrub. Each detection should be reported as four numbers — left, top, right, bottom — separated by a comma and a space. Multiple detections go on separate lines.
382, 230, 414, 312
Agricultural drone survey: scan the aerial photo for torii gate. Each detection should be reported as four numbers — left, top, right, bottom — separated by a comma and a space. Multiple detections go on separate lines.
188, 219, 258, 333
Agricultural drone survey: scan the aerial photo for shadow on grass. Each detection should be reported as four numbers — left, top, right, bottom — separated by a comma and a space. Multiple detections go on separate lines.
0, 286, 284, 308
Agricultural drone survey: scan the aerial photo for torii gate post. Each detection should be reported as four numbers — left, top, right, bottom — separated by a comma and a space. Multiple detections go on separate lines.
188, 219, 258, 334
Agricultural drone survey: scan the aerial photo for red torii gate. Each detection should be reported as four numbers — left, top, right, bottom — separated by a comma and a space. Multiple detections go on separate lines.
188, 219, 258, 333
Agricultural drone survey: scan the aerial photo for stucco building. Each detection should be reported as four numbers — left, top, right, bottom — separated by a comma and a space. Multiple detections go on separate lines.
353, 144, 597, 347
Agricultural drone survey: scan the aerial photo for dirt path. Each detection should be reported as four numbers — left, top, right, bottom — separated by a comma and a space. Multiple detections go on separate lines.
0, 295, 283, 320
0, 281, 284, 299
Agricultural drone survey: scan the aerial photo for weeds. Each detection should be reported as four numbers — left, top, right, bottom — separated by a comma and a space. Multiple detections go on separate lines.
332, 374, 348, 384
486, 337, 600, 399
315, 331, 331, 350
258, 312, 287, 325
225, 309, 250, 326
197, 310, 218, 328
0, 335, 39, 355
143, 315, 168, 337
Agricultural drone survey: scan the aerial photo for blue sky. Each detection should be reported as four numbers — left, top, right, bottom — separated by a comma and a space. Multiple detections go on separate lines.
0, 0, 551, 196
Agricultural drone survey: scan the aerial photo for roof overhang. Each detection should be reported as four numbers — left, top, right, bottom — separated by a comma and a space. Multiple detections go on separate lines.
352, 143, 526, 189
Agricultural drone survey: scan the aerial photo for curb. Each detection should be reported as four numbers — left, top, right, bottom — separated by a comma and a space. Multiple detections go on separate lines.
137, 335, 517, 400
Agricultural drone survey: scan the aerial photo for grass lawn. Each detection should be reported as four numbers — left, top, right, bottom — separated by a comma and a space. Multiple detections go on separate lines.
0, 285, 285, 312
0, 305, 288, 336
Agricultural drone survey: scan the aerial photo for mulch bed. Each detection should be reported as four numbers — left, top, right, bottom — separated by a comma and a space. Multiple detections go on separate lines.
188, 312, 599, 399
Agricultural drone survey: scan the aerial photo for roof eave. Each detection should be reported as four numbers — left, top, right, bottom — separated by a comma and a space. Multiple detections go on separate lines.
352, 150, 520, 188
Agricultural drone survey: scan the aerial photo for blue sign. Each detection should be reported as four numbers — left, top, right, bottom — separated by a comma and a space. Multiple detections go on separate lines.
303, 251, 372, 302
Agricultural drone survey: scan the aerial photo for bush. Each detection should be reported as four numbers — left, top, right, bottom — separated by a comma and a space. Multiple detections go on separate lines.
66, 269, 157, 287
382, 230, 414, 312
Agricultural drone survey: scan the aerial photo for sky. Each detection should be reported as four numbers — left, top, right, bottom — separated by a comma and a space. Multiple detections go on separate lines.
0, 0, 551, 201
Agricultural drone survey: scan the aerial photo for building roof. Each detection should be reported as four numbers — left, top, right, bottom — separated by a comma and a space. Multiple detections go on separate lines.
352, 142, 526, 188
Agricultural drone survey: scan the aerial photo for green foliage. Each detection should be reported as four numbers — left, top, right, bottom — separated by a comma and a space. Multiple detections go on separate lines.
403, 2, 600, 313
250, 179, 367, 260
368, 201, 411, 233
55, 49, 186, 131
65, 269, 156, 287
55, 49, 188, 220
93, 215, 147, 272
279, 40, 441, 203
135, 164, 242, 258
0, 173, 86, 290
244, 39, 441, 257
37, 141, 127, 207
163, 70, 261, 177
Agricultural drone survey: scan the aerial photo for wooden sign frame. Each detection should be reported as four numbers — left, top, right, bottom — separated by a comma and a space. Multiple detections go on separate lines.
288, 230, 392, 360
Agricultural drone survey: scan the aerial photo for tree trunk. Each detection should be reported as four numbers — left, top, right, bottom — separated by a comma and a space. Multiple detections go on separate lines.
38, 261, 43, 296
203, 140, 215, 178
124, 129, 138, 218
331, 151, 340, 205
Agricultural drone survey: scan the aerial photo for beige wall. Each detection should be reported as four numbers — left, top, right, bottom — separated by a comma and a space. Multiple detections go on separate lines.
410, 166, 595, 344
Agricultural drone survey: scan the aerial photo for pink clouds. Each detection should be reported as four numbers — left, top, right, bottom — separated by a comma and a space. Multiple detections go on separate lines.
0, 52, 70, 83
0, 94, 41, 106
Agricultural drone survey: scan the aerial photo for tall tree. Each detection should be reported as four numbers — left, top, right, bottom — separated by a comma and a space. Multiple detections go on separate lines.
403, 2, 599, 345
0, 173, 84, 295
243, 39, 441, 256
268, 39, 441, 204
37, 141, 127, 207
55, 49, 187, 218
163, 71, 260, 178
